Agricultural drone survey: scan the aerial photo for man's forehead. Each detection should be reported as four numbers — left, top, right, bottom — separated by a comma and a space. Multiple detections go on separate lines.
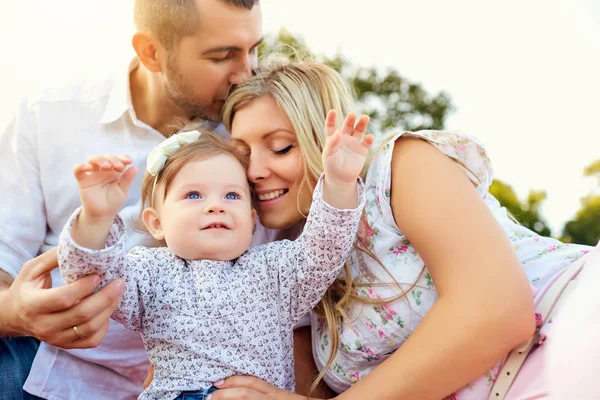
192, 0, 262, 40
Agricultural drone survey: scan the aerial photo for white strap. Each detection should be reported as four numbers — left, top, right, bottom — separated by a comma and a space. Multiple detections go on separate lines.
487, 253, 589, 399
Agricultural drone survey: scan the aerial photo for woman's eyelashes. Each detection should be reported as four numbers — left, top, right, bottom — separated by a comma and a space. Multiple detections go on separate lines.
273, 145, 293, 155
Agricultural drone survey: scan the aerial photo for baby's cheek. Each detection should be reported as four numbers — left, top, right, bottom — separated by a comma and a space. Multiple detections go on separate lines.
163, 219, 194, 255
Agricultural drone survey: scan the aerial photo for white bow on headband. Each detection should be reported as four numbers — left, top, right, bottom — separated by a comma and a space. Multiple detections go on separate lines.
146, 130, 202, 176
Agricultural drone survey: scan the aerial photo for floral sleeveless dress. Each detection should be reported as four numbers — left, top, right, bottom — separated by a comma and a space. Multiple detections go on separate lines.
311, 130, 591, 399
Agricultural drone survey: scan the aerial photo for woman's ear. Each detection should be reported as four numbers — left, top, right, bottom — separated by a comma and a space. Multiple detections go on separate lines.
142, 207, 165, 240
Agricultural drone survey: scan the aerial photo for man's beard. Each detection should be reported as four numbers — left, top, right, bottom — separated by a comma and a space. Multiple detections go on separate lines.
164, 62, 221, 122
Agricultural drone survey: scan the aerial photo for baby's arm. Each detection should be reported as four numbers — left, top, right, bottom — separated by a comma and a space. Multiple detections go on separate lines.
271, 111, 371, 324
58, 155, 150, 331
58, 210, 153, 332
271, 175, 365, 324
320, 110, 373, 210
70, 155, 137, 249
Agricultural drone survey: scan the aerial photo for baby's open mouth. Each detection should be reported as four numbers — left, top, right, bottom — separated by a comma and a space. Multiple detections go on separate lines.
202, 223, 230, 230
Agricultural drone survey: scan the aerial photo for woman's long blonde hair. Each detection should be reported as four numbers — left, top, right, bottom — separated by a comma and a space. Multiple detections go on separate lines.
223, 55, 422, 394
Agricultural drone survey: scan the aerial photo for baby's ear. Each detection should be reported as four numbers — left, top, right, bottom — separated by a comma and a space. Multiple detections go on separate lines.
142, 207, 164, 240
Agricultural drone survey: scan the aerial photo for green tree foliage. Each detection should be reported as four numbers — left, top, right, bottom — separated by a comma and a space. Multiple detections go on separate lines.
562, 195, 600, 245
259, 29, 453, 134
561, 160, 600, 245
489, 180, 552, 237
583, 160, 600, 185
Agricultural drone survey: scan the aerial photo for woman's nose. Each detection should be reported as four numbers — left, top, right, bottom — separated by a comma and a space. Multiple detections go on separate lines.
247, 153, 270, 183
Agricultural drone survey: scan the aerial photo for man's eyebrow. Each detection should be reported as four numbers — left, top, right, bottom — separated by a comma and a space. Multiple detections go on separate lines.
202, 38, 264, 56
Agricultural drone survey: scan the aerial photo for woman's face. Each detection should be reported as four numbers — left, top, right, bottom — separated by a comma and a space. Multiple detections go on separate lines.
230, 96, 312, 229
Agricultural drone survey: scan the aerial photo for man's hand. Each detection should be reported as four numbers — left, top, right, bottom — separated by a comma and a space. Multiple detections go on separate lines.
0, 248, 125, 348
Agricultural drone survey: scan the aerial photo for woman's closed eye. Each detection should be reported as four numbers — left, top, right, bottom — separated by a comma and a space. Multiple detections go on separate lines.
185, 191, 202, 200
273, 145, 293, 155
225, 192, 241, 200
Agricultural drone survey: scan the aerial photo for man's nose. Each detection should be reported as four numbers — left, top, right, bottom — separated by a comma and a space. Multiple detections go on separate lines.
230, 54, 257, 85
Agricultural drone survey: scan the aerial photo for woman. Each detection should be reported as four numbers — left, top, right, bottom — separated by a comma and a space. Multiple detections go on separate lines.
217, 57, 592, 399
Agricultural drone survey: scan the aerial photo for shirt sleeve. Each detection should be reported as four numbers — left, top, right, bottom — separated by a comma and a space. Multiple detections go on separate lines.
57, 208, 155, 332
265, 175, 365, 325
0, 98, 46, 278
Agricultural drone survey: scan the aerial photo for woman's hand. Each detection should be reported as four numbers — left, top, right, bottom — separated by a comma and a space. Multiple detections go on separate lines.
322, 110, 373, 185
211, 376, 329, 400
143, 368, 329, 399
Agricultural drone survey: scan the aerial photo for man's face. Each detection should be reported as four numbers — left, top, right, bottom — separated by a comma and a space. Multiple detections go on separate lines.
164, 0, 262, 121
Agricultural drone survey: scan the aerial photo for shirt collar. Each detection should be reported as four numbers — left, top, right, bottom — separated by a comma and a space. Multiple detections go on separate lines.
99, 57, 139, 125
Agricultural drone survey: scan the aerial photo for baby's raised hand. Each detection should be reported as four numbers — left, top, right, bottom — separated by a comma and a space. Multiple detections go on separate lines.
73, 155, 138, 220
322, 110, 374, 185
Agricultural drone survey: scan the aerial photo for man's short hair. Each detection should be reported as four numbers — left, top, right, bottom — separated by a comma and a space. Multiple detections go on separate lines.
133, 0, 260, 50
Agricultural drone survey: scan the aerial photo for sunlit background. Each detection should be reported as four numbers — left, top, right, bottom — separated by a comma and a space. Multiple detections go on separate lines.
1, 0, 599, 236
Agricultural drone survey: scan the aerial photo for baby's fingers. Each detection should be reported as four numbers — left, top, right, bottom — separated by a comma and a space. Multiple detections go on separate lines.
361, 134, 375, 149
323, 130, 343, 158
353, 115, 370, 139
340, 113, 357, 136
118, 167, 138, 194
86, 155, 131, 171
104, 155, 127, 171
73, 163, 94, 180
117, 155, 133, 165
324, 110, 337, 137
87, 155, 112, 170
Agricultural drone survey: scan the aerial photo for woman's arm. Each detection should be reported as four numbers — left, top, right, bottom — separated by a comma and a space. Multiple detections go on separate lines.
336, 137, 535, 400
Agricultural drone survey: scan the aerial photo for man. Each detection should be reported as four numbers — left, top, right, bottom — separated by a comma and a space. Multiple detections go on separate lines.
0, 1, 263, 398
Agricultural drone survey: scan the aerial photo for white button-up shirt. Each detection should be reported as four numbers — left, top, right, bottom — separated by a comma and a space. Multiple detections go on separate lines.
0, 58, 276, 400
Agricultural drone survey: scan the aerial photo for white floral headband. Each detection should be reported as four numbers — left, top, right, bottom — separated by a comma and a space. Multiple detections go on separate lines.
146, 130, 202, 206
147, 130, 202, 176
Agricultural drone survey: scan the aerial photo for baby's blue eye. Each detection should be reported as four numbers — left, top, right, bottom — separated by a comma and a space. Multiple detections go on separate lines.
186, 192, 201, 200
225, 192, 240, 200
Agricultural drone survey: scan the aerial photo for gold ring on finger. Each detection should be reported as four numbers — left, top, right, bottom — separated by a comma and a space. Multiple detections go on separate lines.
73, 325, 84, 340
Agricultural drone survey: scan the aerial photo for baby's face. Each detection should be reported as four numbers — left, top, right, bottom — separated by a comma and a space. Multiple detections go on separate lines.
157, 154, 256, 261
